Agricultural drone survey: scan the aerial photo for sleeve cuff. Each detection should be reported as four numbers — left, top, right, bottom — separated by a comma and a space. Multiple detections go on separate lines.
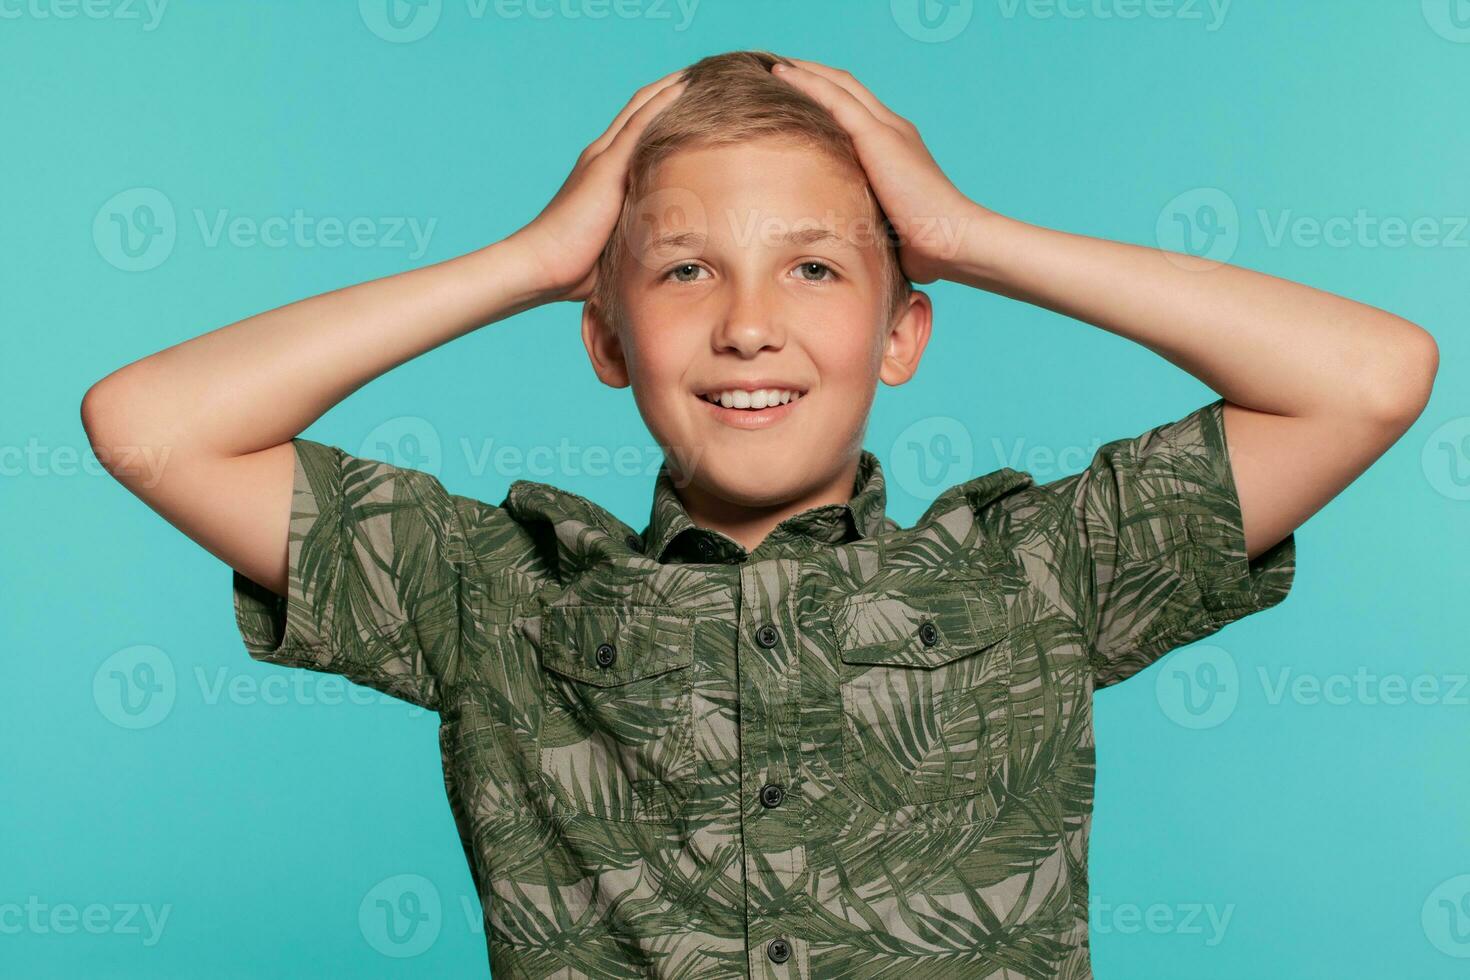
1181, 397, 1297, 621
230, 437, 343, 673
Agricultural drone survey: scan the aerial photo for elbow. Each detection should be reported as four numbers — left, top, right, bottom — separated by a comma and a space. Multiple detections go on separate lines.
1360, 323, 1439, 430
81, 376, 132, 473
80, 377, 119, 450
81, 370, 166, 479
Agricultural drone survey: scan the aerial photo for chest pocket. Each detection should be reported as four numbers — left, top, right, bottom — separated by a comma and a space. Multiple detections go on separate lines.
534, 605, 696, 824
834, 588, 1014, 813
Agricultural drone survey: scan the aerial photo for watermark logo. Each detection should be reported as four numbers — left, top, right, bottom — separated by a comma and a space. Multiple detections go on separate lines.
1155, 644, 1238, 729
1423, 875, 1470, 958
1258, 209, 1469, 250
193, 667, 431, 718
94, 187, 437, 271
93, 645, 176, 730
0, 897, 171, 945
2, 439, 172, 486
892, 0, 974, 42
360, 0, 442, 42
1156, 187, 1239, 269
94, 187, 176, 272
721, 206, 974, 265
1423, 0, 1470, 43
361, 0, 699, 39
624, 186, 709, 272
995, 0, 1230, 30
193, 210, 436, 257
461, 436, 679, 481
890, 416, 974, 500
360, 416, 444, 477
1158, 650, 1469, 725
1159, 189, 1469, 265
360, 874, 442, 957
989, 435, 1102, 479
353, 420, 698, 484
0, 0, 168, 29
479, 0, 700, 30
1422, 417, 1470, 501
1090, 898, 1234, 946
1259, 667, 1469, 707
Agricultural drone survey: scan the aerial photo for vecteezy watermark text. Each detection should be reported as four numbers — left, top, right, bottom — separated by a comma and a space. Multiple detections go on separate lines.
1090, 898, 1235, 946
0, 897, 171, 946
0, 0, 167, 29
94, 187, 437, 272
359, 0, 699, 43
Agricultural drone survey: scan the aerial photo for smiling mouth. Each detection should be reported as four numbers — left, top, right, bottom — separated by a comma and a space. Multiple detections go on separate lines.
696, 387, 807, 410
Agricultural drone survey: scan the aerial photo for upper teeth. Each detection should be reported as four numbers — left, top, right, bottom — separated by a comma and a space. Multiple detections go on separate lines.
703, 388, 802, 410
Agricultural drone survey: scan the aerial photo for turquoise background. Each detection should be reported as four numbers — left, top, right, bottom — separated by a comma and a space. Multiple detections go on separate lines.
5, 1, 1467, 976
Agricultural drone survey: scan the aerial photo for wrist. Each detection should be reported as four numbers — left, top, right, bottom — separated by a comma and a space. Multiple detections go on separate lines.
946, 206, 1025, 291
469, 234, 564, 315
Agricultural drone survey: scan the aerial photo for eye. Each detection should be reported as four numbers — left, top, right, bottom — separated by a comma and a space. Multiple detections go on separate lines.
792, 260, 836, 283
664, 262, 709, 283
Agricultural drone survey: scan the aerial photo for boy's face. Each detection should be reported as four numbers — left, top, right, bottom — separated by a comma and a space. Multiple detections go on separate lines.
583, 137, 930, 510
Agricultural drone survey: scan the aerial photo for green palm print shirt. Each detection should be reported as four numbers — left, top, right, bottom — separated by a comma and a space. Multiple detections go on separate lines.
232, 396, 1295, 979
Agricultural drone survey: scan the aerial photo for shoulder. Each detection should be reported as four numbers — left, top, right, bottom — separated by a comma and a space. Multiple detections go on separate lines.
868, 465, 1061, 573
296, 437, 559, 588
910, 465, 1072, 546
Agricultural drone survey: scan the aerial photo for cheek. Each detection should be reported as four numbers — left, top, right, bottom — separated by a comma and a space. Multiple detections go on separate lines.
623, 327, 692, 399
812, 319, 887, 388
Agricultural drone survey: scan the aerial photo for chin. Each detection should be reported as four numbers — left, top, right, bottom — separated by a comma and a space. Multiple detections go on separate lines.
679, 443, 825, 507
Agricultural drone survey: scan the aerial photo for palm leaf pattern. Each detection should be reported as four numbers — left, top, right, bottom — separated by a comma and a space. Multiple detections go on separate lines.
231, 397, 1294, 977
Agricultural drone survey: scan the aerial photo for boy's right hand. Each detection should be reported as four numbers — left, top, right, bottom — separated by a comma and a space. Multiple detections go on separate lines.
507, 72, 688, 305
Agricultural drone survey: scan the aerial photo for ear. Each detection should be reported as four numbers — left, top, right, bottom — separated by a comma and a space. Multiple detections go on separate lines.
878, 289, 933, 386
581, 301, 631, 388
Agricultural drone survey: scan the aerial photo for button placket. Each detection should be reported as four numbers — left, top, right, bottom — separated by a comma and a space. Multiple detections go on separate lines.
737, 559, 806, 978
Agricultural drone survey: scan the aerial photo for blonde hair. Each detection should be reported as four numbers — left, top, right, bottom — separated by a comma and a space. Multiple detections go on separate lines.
589, 49, 912, 333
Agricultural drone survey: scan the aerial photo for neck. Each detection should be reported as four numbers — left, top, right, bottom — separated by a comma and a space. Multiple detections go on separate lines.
675, 454, 861, 553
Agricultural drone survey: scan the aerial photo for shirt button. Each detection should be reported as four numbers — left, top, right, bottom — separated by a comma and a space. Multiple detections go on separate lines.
759, 783, 785, 808
767, 937, 791, 963
755, 624, 779, 648
917, 620, 939, 647
625, 533, 642, 552
594, 642, 617, 667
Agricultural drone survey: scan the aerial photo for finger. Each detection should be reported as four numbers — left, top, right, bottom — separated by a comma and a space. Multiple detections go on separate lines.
594, 78, 687, 167
782, 58, 909, 131
586, 71, 686, 158
770, 63, 887, 145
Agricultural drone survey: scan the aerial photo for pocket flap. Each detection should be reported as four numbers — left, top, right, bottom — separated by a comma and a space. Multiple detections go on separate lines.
539, 606, 695, 687
834, 590, 1010, 669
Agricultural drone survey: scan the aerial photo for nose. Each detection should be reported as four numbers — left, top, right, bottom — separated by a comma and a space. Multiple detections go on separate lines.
711, 279, 786, 357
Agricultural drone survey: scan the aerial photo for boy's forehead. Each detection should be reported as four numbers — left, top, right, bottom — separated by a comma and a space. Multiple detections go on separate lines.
633, 139, 884, 256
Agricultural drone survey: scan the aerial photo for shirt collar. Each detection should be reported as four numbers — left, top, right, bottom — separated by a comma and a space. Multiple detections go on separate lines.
641, 449, 891, 564
504, 452, 1035, 575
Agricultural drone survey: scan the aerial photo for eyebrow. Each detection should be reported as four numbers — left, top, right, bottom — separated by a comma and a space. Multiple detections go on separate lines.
643, 225, 852, 252
645, 230, 708, 252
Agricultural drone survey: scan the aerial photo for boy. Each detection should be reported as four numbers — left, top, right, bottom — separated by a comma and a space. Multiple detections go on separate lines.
83, 50, 1436, 980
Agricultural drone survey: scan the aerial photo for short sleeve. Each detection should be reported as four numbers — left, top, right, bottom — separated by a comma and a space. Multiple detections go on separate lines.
1045, 397, 1296, 688
231, 437, 466, 712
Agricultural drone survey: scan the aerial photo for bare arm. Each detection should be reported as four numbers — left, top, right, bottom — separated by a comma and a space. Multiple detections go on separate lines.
81, 73, 688, 596
948, 214, 1439, 559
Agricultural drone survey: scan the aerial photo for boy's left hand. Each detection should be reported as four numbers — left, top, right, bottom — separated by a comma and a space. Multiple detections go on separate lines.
769, 58, 986, 284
